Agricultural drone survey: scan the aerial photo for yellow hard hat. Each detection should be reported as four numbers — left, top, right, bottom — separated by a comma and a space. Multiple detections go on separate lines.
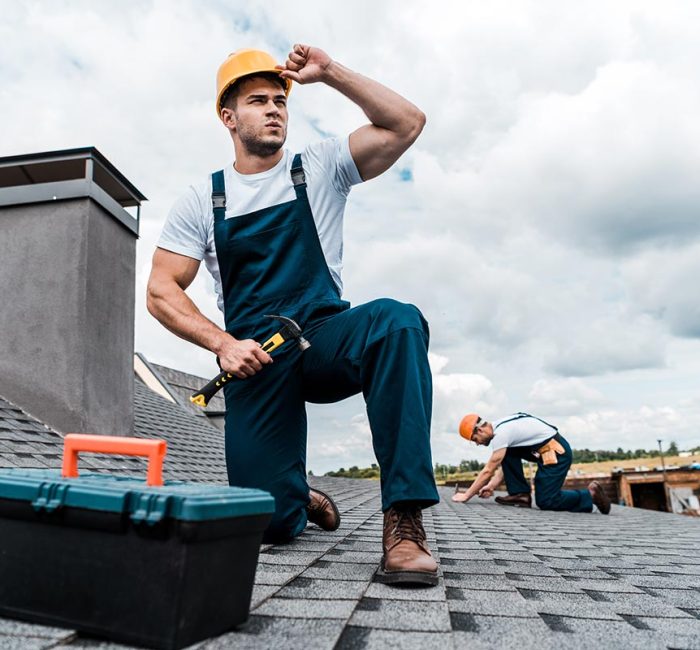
216, 49, 292, 116
459, 413, 480, 441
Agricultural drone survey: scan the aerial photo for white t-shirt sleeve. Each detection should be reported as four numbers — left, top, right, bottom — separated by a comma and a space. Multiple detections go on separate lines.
303, 137, 363, 197
157, 184, 210, 261
490, 429, 512, 452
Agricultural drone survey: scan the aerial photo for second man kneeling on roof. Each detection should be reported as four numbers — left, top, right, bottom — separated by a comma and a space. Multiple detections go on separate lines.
453, 412, 611, 514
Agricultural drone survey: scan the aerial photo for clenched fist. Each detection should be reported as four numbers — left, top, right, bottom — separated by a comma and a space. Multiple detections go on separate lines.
277, 44, 333, 85
217, 336, 272, 379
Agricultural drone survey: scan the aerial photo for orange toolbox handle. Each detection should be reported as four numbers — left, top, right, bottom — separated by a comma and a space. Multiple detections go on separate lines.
61, 434, 167, 486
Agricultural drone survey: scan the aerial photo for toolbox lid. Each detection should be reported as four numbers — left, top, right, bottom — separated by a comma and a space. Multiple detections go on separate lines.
0, 469, 275, 524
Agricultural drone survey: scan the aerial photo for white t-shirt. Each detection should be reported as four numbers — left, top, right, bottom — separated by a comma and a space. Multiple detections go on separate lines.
157, 137, 362, 312
490, 414, 558, 452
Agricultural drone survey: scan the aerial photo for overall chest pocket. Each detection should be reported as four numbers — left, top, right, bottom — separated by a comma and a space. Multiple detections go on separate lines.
224, 220, 312, 303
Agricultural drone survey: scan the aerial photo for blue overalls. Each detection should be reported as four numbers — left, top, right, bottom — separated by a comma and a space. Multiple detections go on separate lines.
212, 154, 439, 543
498, 413, 593, 512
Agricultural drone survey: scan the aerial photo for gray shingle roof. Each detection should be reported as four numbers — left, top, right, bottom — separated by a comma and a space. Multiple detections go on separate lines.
4, 479, 700, 649
148, 360, 226, 416
0, 380, 227, 482
2, 386, 700, 649
0, 394, 146, 474
133, 378, 227, 483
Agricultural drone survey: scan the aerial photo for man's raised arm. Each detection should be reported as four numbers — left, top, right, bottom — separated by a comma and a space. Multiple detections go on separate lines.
278, 44, 426, 181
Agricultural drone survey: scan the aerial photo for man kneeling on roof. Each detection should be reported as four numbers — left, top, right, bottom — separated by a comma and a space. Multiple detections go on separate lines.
452, 412, 611, 514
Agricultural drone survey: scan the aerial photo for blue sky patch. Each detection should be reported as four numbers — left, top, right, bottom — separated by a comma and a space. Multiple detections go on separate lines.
397, 167, 413, 182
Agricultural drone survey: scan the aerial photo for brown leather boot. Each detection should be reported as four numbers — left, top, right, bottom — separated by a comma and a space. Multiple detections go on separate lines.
588, 481, 611, 515
376, 504, 438, 586
494, 493, 532, 508
306, 488, 341, 531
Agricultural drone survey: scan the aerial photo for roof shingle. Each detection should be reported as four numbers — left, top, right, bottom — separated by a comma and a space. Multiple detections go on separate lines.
1, 384, 700, 648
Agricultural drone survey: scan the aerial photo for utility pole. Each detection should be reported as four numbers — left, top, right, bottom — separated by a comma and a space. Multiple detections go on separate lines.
658, 439, 669, 512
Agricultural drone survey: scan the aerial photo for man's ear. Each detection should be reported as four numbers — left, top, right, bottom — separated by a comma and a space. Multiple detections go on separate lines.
220, 107, 236, 130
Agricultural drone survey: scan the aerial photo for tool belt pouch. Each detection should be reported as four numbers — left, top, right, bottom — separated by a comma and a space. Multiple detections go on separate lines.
538, 438, 565, 466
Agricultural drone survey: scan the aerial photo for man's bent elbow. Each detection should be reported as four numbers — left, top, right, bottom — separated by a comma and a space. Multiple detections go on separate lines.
146, 281, 165, 321
415, 109, 427, 135
401, 109, 426, 146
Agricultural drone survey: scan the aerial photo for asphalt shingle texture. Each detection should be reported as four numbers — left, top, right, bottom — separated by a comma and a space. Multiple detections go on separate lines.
148, 361, 226, 416
3, 477, 700, 649
0, 381, 228, 483
132, 379, 227, 483
1, 387, 700, 649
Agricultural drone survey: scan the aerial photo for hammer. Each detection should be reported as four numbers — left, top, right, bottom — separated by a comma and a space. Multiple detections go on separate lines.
190, 314, 310, 407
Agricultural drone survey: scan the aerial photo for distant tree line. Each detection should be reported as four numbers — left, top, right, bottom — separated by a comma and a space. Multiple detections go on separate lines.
572, 441, 682, 463
324, 463, 380, 479
323, 460, 485, 479
434, 460, 485, 477
320, 441, 695, 479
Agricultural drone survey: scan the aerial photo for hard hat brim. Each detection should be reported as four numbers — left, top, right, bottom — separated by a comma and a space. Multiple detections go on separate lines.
216, 69, 292, 115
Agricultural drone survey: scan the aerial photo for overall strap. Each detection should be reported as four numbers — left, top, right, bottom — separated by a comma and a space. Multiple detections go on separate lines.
494, 412, 558, 433
211, 170, 226, 223
291, 153, 307, 198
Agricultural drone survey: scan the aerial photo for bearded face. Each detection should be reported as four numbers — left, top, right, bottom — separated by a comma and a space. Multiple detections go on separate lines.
223, 76, 288, 157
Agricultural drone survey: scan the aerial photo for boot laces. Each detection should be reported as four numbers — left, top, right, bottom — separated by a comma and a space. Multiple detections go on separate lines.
390, 506, 426, 546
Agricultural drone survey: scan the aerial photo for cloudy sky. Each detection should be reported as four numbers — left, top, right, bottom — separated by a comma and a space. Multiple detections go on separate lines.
2, 0, 699, 473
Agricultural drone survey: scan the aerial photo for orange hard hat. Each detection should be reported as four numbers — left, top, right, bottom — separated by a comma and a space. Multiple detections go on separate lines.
459, 413, 480, 441
216, 48, 292, 116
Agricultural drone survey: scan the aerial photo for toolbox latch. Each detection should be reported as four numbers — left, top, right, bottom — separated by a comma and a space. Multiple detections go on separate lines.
32, 482, 69, 513
131, 493, 170, 525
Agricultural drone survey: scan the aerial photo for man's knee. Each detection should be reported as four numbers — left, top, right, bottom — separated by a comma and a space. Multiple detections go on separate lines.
535, 493, 557, 510
226, 457, 308, 542
262, 510, 306, 544
368, 298, 429, 337
261, 489, 308, 543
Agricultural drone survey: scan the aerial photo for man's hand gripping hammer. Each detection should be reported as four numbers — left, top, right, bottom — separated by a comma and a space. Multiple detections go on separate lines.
190, 314, 310, 407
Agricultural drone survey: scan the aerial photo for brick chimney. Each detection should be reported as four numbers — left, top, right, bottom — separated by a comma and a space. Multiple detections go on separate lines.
0, 147, 145, 437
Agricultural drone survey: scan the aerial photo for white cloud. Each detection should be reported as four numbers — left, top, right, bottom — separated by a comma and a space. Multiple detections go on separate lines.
562, 403, 697, 452
622, 242, 700, 338
545, 312, 666, 376
307, 406, 376, 471
527, 377, 609, 416
429, 358, 508, 466
3, 1, 700, 473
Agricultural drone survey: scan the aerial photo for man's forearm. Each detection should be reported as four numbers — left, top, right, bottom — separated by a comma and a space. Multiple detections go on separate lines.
322, 61, 424, 137
147, 284, 229, 355
488, 468, 504, 491
464, 467, 496, 500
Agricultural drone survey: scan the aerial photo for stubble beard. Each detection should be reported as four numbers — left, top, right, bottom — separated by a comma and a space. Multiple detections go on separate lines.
237, 121, 286, 157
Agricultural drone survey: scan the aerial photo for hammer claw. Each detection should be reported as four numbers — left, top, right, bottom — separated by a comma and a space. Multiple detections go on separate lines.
190, 313, 310, 408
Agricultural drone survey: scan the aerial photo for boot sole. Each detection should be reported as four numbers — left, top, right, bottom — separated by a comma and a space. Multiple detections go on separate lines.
375, 564, 439, 587
308, 487, 341, 531
494, 501, 531, 508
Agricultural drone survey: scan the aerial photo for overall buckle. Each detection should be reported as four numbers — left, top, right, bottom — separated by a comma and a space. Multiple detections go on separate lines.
291, 168, 306, 187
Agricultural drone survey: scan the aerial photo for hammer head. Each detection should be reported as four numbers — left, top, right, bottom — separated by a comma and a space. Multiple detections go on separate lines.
264, 314, 311, 351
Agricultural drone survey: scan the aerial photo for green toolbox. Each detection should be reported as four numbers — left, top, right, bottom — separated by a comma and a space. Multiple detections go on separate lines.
0, 434, 275, 649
